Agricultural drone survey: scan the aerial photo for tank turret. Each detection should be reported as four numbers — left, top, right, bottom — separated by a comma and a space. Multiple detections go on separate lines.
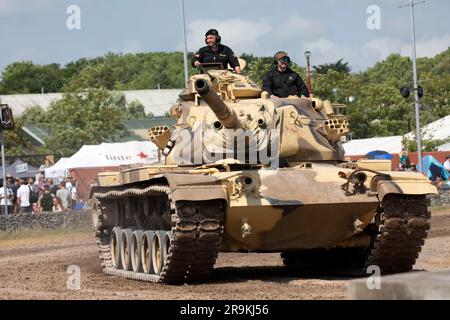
161, 67, 348, 165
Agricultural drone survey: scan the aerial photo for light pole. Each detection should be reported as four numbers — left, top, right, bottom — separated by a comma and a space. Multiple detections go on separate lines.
0, 99, 9, 216
0, 130, 7, 216
181, 0, 189, 85
400, 0, 425, 173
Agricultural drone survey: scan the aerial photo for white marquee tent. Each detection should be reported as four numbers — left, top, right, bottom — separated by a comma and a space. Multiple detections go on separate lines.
438, 142, 450, 152
343, 136, 403, 156
44, 157, 70, 179
45, 141, 159, 178
344, 115, 450, 156
405, 115, 450, 141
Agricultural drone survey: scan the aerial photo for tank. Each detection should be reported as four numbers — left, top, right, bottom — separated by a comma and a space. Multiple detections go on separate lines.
90, 63, 438, 283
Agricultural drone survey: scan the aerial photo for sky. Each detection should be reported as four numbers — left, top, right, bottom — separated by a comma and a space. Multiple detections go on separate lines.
0, 0, 449, 73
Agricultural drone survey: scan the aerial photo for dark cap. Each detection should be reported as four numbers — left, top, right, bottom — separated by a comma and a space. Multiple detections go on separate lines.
274, 51, 289, 60
205, 29, 219, 37
274, 51, 291, 65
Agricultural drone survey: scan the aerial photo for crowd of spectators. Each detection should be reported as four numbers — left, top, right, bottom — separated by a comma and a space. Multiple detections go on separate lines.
0, 173, 79, 215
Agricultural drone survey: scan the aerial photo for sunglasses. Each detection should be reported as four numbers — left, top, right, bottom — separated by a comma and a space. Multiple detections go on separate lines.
279, 57, 291, 64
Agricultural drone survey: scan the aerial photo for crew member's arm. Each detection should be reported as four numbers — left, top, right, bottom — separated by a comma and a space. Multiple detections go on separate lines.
192, 49, 204, 68
296, 75, 310, 98
226, 48, 241, 74
262, 71, 277, 98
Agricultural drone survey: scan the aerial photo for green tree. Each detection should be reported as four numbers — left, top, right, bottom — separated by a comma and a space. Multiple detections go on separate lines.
124, 100, 154, 120
313, 59, 351, 75
41, 88, 128, 156
0, 62, 65, 94
63, 57, 104, 80
246, 57, 275, 86
64, 63, 116, 91
4, 106, 46, 157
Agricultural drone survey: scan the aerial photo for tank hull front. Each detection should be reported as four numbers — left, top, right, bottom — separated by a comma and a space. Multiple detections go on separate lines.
220, 166, 379, 252
222, 202, 377, 252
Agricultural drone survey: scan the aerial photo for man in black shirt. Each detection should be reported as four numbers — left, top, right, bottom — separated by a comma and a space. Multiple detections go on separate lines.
11, 177, 20, 214
192, 29, 241, 74
262, 51, 310, 98
39, 185, 54, 212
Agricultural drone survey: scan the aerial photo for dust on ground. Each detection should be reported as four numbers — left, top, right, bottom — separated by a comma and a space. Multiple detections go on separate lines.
1, 206, 449, 300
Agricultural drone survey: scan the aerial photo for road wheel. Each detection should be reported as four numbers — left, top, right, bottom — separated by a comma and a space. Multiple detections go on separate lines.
152, 231, 166, 275
141, 231, 155, 274
131, 230, 144, 273
120, 229, 133, 271
110, 227, 123, 269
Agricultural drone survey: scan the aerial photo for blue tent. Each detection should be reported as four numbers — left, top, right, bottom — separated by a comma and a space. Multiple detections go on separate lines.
365, 150, 394, 160
422, 155, 449, 181
0, 159, 39, 179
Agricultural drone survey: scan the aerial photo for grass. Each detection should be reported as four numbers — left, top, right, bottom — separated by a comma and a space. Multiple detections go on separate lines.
431, 205, 450, 216
0, 227, 92, 249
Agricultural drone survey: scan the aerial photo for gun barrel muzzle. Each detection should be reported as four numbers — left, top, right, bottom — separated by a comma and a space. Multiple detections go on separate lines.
194, 79, 239, 129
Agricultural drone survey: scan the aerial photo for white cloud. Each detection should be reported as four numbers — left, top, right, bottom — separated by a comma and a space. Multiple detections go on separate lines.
304, 39, 334, 55
364, 37, 406, 60
187, 18, 271, 54
277, 15, 324, 38
299, 38, 365, 69
409, 35, 450, 57
385, 17, 411, 37
0, 0, 49, 16
185, 16, 399, 71
364, 34, 450, 62
185, 15, 326, 59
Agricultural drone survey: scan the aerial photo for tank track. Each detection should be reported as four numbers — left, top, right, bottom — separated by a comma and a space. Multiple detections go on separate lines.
92, 185, 224, 284
281, 194, 431, 276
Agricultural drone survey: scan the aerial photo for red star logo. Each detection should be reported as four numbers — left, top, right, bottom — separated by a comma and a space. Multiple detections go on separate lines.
137, 151, 148, 159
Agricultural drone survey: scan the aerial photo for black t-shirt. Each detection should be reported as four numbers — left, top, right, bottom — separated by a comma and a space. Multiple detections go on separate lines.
40, 192, 54, 212
192, 44, 240, 70
262, 67, 310, 98
11, 184, 19, 197
51, 185, 59, 196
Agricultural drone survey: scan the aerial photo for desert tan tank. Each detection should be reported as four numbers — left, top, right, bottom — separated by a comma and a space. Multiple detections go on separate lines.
90, 62, 437, 284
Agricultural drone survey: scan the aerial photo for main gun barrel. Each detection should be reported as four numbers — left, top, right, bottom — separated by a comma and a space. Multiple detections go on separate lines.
194, 79, 240, 129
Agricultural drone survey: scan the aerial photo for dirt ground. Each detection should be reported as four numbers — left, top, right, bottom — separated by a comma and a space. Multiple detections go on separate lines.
1, 206, 449, 300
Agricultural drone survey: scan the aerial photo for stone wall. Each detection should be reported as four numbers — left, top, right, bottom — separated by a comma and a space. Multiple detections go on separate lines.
429, 189, 450, 207
0, 210, 92, 233
1, 192, 448, 233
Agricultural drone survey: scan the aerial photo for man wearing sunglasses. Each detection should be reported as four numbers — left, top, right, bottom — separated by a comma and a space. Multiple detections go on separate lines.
262, 51, 310, 99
